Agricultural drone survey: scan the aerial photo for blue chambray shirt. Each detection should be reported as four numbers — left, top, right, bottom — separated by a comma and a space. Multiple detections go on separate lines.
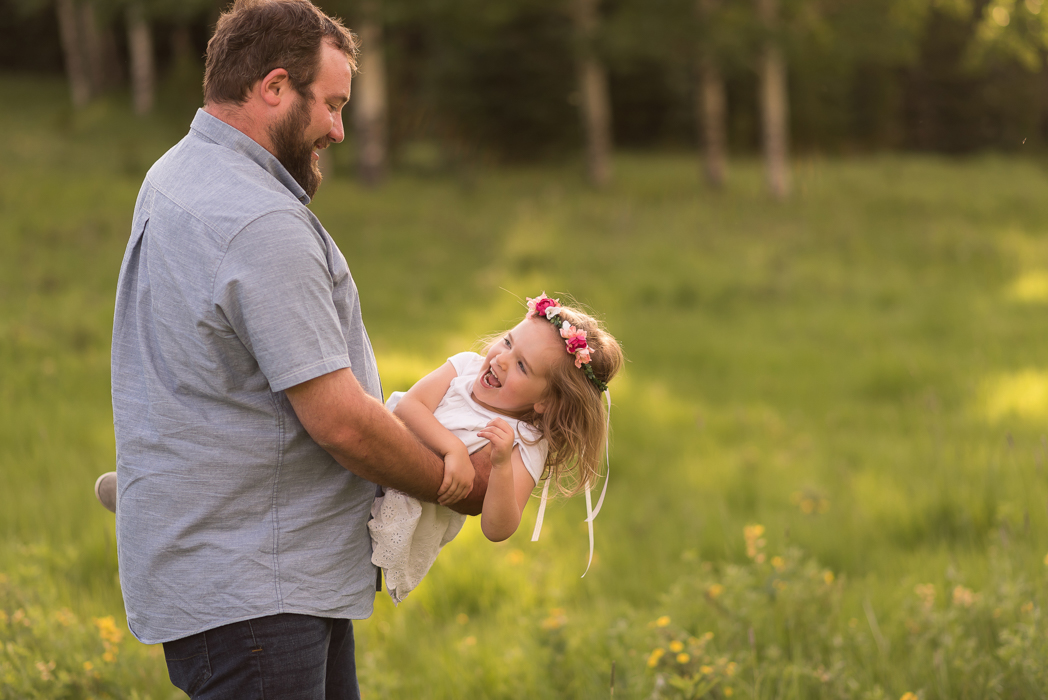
112, 109, 381, 644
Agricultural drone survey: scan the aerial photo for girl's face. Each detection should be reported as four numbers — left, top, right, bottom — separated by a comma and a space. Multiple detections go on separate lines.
472, 316, 564, 417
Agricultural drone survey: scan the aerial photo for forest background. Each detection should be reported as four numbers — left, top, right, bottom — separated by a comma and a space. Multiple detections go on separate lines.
5, 0, 1048, 698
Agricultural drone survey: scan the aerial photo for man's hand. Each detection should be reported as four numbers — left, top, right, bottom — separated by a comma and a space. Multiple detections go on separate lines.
437, 449, 475, 506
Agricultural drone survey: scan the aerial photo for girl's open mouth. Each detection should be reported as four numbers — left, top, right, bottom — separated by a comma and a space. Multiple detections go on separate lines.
482, 369, 501, 388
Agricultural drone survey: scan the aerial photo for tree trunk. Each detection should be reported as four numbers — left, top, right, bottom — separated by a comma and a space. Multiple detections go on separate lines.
55, 0, 91, 108
572, 0, 613, 187
695, 0, 727, 188
352, 0, 388, 187
126, 2, 155, 116
78, 1, 106, 97
757, 0, 790, 200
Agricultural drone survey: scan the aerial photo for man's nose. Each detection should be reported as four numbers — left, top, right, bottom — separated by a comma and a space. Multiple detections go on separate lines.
329, 112, 345, 143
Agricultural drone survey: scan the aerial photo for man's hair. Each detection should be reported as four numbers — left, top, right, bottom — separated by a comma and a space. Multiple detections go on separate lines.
204, 0, 359, 106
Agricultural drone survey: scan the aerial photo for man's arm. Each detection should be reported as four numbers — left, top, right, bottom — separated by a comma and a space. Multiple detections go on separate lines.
285, 367, 489, 513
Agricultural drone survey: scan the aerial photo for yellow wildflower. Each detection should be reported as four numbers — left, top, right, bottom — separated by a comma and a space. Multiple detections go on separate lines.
700, 665, 714, 675
914, 583, 936, 610
773, 579, 787, 591
36, 660, 55, 681
463, 636, 477, 646
726, 661, 738, 676
83, 661, 94, 672
724, 688, 734, 697
823, 570, 834, 584
702, 631, 714, 641
707, 584, 724, 599
647, 648, 665, 668
669, 640, 684, 653
1022, 601, 1035, 614
94, 616, 124, 645
456, 613, 469, 625
677, 653, 691, 664
655, 615, 671, 627
771, 556, 785, 571
506, 549, 525, 565
541, 609, 567, 630
900, 693, 918, 700
103, 651, 116, 663
952, 585, 976, 608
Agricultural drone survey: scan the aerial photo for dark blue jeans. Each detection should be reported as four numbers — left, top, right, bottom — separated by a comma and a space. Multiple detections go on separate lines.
162, 614, 360, 700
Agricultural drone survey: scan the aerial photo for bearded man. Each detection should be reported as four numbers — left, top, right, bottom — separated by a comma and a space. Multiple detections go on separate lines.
110, 1, 488, 697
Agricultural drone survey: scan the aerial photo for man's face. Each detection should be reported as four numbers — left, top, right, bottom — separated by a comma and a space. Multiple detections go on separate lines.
268, 41, 352, 198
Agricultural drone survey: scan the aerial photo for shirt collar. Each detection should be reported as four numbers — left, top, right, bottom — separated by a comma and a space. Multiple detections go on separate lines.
189, 108, 311, 205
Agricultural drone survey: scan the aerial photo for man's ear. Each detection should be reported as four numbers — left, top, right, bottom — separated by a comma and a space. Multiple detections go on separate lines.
259, 67, 290, 107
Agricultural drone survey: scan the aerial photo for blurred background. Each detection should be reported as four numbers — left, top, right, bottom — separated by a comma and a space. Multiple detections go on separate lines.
3, 0, 1047, 182
5, 0, 1048, 698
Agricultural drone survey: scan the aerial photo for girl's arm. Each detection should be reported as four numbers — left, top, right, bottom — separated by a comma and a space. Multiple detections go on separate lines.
393, 361, 475, 505
476, 418, 536, 542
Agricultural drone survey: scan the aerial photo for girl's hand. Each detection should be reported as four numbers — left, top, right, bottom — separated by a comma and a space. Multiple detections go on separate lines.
438, 449, 475, 506
478, 418, 514, 469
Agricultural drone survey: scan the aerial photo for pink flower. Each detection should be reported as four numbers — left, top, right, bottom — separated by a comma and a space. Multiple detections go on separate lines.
559, 325, 592, 366
527, 294, 560, 319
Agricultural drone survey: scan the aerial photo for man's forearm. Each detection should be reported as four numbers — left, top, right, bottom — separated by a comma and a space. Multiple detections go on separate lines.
286, 367, 489, 508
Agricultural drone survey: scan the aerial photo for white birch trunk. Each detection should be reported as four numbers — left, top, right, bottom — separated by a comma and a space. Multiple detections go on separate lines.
757, 0, 789, 199
352, 0, 388, 186
126, 2, 155, 116
572, 0, 613, 187
696, 0, 727, 188
55, 0, 91, 108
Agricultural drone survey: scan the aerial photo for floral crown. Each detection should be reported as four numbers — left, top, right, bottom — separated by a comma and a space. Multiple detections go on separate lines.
526, 293, 609, 393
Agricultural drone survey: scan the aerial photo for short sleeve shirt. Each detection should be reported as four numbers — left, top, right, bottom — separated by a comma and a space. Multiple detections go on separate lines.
111, 110, 381, 644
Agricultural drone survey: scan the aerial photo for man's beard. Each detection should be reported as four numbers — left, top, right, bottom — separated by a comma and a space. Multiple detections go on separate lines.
270, 93, 327, 199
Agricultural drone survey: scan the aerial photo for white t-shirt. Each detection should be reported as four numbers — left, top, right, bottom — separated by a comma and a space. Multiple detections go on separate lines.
369, 351, 549, 603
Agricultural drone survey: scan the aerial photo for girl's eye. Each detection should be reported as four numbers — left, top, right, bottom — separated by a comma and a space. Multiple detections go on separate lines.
518, 361, 527, 375
503, 337, 511, 347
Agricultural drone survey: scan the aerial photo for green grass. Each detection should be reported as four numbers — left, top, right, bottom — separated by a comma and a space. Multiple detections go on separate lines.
4, 74, 1048, 697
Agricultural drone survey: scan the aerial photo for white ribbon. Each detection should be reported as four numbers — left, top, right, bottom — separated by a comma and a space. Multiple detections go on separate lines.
531, 390, 613, 580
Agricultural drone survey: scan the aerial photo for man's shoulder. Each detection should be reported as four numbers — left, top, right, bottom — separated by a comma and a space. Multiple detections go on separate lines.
144, 134, 305, 234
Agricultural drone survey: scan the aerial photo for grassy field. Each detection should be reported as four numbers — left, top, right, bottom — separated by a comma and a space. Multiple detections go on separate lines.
4, 75, 1048, 698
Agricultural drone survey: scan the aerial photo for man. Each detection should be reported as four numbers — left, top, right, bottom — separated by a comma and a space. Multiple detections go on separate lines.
110, 1, 488, 697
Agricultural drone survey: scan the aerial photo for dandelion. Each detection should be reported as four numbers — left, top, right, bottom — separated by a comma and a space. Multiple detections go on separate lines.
655, 615, 671, 627
83, 661, 94, 672
103, 650, 116, 663
702, 631, 714, 641
647, 648, 666, 668
456, 613, 469, 625
726, 661, 737, 676
823, 570, 835, 584
707, 583, 724, 599
463, 636, 477, 646
669, 640, 684, 653
900, 693, 918, 700
677, 653, 691, 664
506, 549, 525, 565
771, 556, 785, 571
724, 687, 734, 697
1022, 601, 1035, 614
700, 665, 714, 675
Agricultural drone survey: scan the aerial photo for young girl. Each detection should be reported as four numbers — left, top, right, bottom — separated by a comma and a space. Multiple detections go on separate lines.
370, 293, 623, 603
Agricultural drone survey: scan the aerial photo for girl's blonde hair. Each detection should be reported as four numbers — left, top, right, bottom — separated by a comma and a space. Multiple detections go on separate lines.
485, 298, 624, 496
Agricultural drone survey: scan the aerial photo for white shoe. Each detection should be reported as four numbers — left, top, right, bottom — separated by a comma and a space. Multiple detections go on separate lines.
94, 472, 116, 513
